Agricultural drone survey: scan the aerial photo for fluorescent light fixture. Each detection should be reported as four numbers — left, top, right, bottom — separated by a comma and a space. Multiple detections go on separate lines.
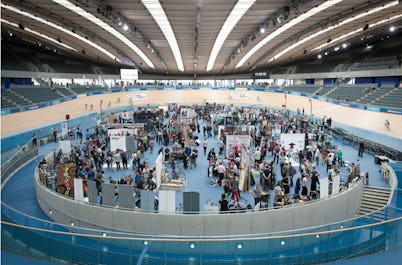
1, 3, 120, 62
269, 0, 399, 62
313, 13, 402, 51
236, 0, 343, 68
51, 0, 154, 68
1, 19, 76, 51
142, 0, 184, 71
207, 0, 255, 71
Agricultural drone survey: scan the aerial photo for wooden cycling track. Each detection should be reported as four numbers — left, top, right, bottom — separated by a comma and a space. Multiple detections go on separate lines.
1, 90, 402, 139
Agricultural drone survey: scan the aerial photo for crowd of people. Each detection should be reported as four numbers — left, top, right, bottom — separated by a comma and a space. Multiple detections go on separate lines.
41, 103, 364, 212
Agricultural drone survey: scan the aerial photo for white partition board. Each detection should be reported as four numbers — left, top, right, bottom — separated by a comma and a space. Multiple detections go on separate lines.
320, 177, 329, 199
332, 174, 340, 195
59, 140, 71, 154
159, 190, 176, 213
73, 178, 84, 202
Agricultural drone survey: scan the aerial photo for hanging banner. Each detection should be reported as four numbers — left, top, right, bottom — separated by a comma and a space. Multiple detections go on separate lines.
129, 93, 147, 101
279, 133, 305, 151
225, 135, 252, 156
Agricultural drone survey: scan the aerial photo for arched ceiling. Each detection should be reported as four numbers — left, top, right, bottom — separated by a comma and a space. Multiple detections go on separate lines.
1, 0, 402, 77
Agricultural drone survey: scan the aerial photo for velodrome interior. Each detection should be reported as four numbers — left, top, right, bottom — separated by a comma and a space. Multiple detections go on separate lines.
2, 0, 402, 264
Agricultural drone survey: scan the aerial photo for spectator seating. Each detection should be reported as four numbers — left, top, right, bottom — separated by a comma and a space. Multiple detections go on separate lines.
54, 86, 75, 97
1, 50, 30, 71
325, 85, 367, 102
1, 88, 31, 107
283, 84, 320, 94
358, 86, 394, 105
70, 85, 109, 94
316, 85, 335, 96
372, 88, 402, 109
11, 86, 62, 104
351, 56, 400, 71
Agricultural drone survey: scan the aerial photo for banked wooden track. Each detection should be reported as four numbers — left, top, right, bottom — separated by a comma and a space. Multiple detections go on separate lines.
1, 89, 402, 138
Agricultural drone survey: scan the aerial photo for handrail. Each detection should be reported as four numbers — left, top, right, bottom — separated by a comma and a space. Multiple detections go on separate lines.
386, 163, 398, 206
1, 137, 38, 183
2, 213, 402, 242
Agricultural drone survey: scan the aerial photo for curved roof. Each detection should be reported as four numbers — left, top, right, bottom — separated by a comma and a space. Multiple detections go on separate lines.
1, 0, 402, 76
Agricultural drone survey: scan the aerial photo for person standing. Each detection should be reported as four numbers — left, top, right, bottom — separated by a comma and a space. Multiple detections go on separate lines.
314, 147, 321, 166
385, 119, 390, 131
310, 168, 320, 196
230, 175, 240, 206
149, 138, 155, 154
53, 128, 58, 142
203, 138, 207, 155
106, 150, 113, 171
120, 150, 128, 170
261, 164, 272, 191
358, 141, 365, 157
301, 174, 309, 198
114, 150, 121, 171
190, 149, 198, 168
215, 162, 226, 186
336, 148, 343, 167
251, 183, 261, 207
32, 132, 38, 148
219, 193, 229, 213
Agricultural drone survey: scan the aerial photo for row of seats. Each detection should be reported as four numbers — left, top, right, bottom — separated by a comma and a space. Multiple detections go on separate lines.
279, 84, 402, 109
0, 85, 107, 109
282, 84, 320, 94
2, 84, 401, 109
351, 56, 400, 71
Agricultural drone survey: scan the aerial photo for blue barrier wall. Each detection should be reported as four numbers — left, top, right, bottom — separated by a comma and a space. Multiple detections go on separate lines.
1, 113, 97, 153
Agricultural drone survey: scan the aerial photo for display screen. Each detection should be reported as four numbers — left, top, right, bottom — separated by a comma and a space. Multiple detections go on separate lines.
120, 68, 138, 80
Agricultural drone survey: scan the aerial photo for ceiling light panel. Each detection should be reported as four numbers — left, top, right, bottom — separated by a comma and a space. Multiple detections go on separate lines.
1, 19, 77, 51
236, 0, 344, 68
142, 0, 184, 71
312, 13, 402, 51
1, 3, 120, 62
206, 0, 256, 71
269, 0, 400, 62
51, 0, 154, 68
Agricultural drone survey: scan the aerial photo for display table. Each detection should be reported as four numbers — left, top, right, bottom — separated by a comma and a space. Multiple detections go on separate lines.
160, 180, 185, 190
203, 204, 220, 212
375, 155, 393, 164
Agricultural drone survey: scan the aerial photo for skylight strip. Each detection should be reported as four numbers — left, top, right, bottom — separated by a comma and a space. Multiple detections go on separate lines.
269, 0, 399, 62
206, 0, 255, 71
236, 0, 343, 68
52, 0, 154, 68
142, 0, 184, 71
312, 13, 402, 51
1, 19, 77, 51
1, 3, 120, 62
